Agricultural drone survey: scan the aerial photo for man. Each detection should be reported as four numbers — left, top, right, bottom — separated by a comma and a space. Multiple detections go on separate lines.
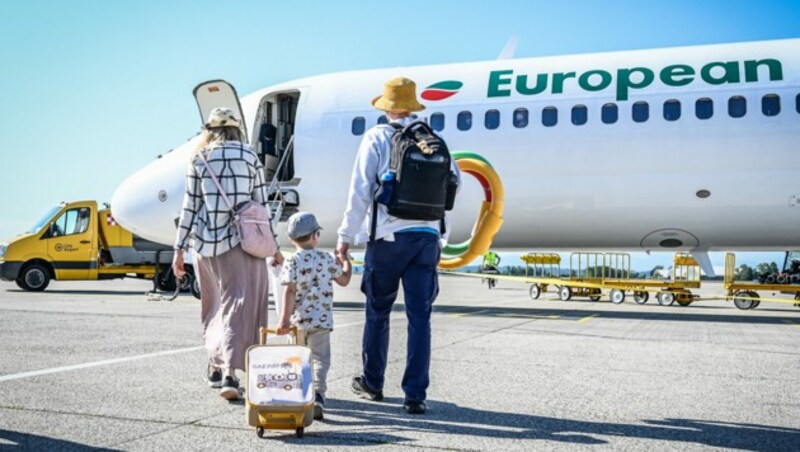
337, 77, 460, 415
482, 250, 501, 271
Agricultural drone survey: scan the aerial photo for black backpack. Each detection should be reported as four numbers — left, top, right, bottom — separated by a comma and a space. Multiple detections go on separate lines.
371, 120, 457, 241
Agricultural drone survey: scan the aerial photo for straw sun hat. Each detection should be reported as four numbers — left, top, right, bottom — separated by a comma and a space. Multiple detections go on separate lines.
371, 77, 426, 113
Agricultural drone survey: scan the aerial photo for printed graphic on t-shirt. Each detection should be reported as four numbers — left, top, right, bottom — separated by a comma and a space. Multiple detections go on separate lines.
281, 249, 343, 330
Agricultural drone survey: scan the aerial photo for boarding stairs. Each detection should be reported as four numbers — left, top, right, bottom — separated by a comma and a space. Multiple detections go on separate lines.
265, 136, 299, 227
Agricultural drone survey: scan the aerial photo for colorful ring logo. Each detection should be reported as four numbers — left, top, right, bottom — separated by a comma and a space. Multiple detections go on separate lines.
421, 80, 463, 101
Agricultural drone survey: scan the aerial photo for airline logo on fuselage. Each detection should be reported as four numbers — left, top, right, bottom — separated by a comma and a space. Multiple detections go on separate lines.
421, 80, 463, 101
487, 59, 784, 101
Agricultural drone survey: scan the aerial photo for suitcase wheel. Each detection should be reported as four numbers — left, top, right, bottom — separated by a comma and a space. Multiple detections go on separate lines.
296, 427, 304, 438
256, 427, 264, 438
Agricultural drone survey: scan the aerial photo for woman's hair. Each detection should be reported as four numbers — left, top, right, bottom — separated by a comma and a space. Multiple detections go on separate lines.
193, 126, 243, 158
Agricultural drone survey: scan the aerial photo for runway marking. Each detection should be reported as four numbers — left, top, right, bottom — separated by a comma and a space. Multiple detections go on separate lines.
0, 320, 368, 384
0, 345, 205, 383
578, 314, 598, 323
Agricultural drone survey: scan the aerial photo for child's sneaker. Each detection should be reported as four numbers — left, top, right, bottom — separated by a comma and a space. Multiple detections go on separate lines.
219, 376, 240, 400
314, 393, 325, 420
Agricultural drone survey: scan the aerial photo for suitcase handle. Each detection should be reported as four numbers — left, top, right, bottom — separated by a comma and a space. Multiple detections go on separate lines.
260, 327, 299, 345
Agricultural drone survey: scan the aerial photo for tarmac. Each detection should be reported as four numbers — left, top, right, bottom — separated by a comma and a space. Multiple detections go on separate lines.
0, 275, 799, 451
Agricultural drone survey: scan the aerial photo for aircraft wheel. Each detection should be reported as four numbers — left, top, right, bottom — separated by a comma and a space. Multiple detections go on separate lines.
609, 289, 625, 304
18, 263, 50, 292
633, 291, 649, 304
733, 291, 755, 310
657, 291, 675, 306
558, 286, 572, 301
528, 284, 541, 300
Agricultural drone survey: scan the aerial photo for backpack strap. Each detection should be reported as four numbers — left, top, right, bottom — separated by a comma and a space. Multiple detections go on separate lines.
197, 150, 235, 212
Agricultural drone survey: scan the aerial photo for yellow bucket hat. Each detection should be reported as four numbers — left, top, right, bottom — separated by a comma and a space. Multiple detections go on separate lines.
372, 77, 426, 113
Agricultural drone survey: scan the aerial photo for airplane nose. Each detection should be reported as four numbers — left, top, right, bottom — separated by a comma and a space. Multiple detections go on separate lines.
111, 140, 197, 246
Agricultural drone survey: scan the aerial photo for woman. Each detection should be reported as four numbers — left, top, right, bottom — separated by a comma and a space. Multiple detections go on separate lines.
172, 107, 282, 400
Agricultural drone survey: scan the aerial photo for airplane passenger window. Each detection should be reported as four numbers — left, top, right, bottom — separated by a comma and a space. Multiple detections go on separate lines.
457, 111, 472, 131
513, 108, 528, 128
601, 103, 618, 124
430, 113, 445, 131
663, 100, 681, 121
377, 115, 388, 125
351, 117, 365, 135
632, 101, 649, 123
542, 107, 558, 127
762, 94, 780, 116
571, 105, 587, 125
695, 98, 713, 120
796, 93, 800, 114
728, 96, 746, 118
485, 109, 500, 130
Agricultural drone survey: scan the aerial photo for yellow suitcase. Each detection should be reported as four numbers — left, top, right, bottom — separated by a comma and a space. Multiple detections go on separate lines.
246, 327, 314, 438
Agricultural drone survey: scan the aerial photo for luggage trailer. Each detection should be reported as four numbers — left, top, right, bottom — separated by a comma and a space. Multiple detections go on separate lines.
523, 252, 701, 306
724, 253, 800, 310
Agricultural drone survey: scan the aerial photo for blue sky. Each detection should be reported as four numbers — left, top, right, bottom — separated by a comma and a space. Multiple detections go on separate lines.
1, 0, 797, 269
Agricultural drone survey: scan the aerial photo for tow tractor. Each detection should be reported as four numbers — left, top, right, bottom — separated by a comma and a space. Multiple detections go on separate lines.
724, 252, 800, 310
0, 200, 198, 297
523, 252, 701, 306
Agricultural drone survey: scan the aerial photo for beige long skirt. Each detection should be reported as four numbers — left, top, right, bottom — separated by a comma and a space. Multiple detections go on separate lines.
195, 245, 269, 371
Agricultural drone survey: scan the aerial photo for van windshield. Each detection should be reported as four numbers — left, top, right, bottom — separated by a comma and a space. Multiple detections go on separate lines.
28, 206, 62, 234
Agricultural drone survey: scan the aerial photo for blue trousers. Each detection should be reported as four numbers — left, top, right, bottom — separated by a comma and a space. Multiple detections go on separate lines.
360, 232, 440, 402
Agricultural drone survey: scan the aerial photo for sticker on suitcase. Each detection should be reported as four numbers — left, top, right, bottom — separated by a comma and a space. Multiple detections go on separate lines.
247, 346, 313, 406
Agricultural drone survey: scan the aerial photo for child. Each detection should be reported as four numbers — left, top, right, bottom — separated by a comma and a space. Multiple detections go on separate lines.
277, 212, 352, 420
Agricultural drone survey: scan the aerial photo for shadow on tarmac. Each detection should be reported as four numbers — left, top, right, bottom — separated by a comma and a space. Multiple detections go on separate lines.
333, 301, 800, 325
0, 429, 118, 451
298, 398, 800, 450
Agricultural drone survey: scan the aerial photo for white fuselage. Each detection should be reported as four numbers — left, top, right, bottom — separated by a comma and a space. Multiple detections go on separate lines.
112, 39, 800, 253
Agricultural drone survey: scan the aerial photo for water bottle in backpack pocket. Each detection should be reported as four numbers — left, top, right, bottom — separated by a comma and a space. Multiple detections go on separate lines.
375, 170, 396, 206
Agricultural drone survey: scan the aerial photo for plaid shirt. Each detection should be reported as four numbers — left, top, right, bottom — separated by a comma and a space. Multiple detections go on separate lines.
174, 141, 269, 257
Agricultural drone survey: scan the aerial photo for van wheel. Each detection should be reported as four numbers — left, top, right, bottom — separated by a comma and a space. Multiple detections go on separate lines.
18, 264, 51, 291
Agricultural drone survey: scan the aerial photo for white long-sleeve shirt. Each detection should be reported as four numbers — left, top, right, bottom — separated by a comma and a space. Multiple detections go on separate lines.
337, 116, 461, 246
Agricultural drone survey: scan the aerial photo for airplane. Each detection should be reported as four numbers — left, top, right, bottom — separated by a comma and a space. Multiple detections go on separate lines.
111, 38, 800, 275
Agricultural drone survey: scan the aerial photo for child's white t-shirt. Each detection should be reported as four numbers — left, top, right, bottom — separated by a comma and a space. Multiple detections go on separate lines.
281, 249, 343, 330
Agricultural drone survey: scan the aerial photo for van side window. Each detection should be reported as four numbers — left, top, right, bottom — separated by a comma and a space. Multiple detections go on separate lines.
571, 105, 587, 125
430, 113, 445, 131
485, 109, 500, 130
542, 107, 558, 127
50, 208, 90, 237
696, 98, 713, 120
377, 115, 388, 125
728, 96, 746, 118
513, 108, 529, 128
601, 103, 618, 124
351, 117, 365, 135
632, 101, 649, 123
762, 94, 780, 116
663, 99, 681, 121
457, 111, 472, 131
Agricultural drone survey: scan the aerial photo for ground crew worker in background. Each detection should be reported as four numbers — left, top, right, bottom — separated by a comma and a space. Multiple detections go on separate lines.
482, 250, 501, 271
337, 77, 460, 415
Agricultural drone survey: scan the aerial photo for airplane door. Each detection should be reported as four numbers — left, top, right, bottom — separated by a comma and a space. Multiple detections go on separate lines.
44, 206, 96, 280
193, 80, 248, 143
